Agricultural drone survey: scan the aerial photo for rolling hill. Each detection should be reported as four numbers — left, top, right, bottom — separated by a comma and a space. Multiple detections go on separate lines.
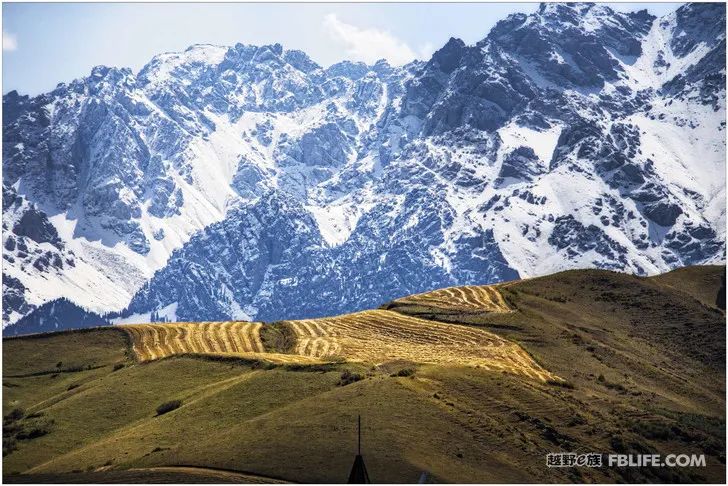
3, 265, 725, 483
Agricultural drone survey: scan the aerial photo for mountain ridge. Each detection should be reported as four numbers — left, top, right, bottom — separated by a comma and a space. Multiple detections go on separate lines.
3, 2, 726, 328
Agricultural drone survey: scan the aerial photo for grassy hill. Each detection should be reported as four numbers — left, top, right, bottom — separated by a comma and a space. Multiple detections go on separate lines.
3, 266, 725, 483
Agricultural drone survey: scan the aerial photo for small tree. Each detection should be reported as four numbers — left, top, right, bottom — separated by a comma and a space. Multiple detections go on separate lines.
4, 408, 24, 422
156, 400, 182, 416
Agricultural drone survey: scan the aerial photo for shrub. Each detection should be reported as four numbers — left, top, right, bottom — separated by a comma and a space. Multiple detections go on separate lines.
3, 436, 18, 457
567, 415, 587, 427
17, 426, 49, 440
610, 435, 627, 453
4, 408, 24, 423
250, 360, 276, 370
603, 380, 627, 393
547, 379, 574, 389
632, 421, 678, 441
337, 371, 363, 386
156, 400, 182, 416
391, 368, 415, 377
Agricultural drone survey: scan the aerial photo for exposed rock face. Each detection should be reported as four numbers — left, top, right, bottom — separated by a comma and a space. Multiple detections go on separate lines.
3, 276, 31, 325
3, 3, 726, 328
13, 208, 60, 246
5, 298, 109, 336
499, 147, 543, 182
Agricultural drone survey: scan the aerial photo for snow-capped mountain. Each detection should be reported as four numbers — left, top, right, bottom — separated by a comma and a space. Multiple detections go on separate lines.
4, 297, 109, 337
3, 2, 725, 328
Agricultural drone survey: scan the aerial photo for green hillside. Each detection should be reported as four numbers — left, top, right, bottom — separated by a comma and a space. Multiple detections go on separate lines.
3, 266, 725, 483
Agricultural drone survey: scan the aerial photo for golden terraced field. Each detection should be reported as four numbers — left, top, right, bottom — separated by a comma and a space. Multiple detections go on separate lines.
284, 310, 556, 381
121, 286, 557, 382
390, 284, 513, 312
123, 321, 264, 361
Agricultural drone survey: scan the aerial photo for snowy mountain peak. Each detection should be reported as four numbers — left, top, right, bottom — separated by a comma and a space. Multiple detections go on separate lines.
138, 44, 228, 86
3, 3, 725, 330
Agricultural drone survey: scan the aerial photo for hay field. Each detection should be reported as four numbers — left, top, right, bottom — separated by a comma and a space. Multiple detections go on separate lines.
121, 312, 557, 381
284, 310, 557, 381
390, 285, 512, 312
123, 322, 263, 362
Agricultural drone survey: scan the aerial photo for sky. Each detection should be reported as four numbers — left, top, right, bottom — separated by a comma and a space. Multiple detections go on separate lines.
2, 2, 679, 96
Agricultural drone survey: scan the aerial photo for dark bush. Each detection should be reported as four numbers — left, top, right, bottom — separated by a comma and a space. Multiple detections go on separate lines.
567, 415, 587, 427
603, 381, 627, 393
547, 379, 574, 389
4, 408, 24, 423
156, 400, 182, 416
632, 421, 678, 441
391, 368, 415, 377
17, 426, 50, 440
3, 436, 17, 457
112, 363, 125, 371
610, 435, 627, 453
251, 360, 276, 370
338, 371, 363, 386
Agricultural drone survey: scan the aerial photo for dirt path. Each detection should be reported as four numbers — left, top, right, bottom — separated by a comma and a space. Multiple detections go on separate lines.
5, 466, 289, 483
127, 465, 289, 483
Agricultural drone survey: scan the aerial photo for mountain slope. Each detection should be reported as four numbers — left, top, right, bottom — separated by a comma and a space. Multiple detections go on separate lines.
3, 3, 726, 328
3, 265, 724, 482
2, 45, 409, 325
4, 298, 109, 337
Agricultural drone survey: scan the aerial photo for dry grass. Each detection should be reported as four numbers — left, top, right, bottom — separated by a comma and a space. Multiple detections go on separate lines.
3, 266, 724, 483
120, 311, 557, 382
5, 466, 287, 484
283, 310, 557, 382
390, 285, 513, 313
122, 322, 263, 362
